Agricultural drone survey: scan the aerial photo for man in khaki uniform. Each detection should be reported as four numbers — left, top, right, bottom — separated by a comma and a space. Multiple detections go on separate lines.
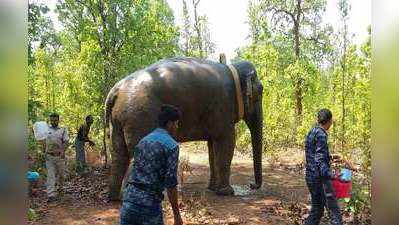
45, 113, 69, 202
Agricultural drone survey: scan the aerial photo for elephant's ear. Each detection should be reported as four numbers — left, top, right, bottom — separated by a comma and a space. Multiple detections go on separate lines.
245, 70, 256, 112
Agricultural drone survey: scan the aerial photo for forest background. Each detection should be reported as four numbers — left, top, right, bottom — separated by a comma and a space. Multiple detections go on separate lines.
28, 0, 371, 210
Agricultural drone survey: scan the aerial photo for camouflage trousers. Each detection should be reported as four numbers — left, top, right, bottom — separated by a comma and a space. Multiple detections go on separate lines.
119, 201, 164, 225
45, 154, 66, 198
304, 177, 342, 225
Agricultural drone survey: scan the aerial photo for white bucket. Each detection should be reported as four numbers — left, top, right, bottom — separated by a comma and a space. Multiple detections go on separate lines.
33, 121, 49, 141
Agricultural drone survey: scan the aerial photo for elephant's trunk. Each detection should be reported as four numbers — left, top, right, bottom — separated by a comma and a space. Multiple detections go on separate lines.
246, 100, 263, 189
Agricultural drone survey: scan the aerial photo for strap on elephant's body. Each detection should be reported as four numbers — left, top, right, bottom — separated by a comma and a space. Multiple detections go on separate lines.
227, 64, 244, 120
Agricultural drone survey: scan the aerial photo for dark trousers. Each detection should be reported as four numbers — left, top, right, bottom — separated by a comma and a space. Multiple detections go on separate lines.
74, 139, 86, 174
119, 201, 164, 225
304, 177, 342, 225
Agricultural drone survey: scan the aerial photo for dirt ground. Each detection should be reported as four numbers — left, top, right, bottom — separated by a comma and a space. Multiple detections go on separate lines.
29, 144, 347, 225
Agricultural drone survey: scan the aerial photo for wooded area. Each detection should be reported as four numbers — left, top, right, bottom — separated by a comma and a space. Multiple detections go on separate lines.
28, 0, 371, 224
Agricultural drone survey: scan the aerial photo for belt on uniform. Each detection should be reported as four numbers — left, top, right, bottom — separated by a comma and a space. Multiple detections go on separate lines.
128, 182, 163, 199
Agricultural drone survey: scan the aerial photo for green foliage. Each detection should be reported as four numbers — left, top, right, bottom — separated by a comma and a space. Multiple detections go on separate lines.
236, 0, 371, 172
342, 176, 371, 223
235, 1, 371, 214
28, 0, 180, 155
259, 0, 332, 62
235, 121, 252, 152
345, 181, 370, 214
28, 208, 38, 221
27, 0, 370, 190
28, 1, 59, 64
179, 0, 215, 58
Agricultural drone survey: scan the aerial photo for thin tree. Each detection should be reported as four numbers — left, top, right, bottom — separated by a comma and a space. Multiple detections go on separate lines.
181, 0, 191, 56
338, 0, 350, 151
260, 0, 329, 124
192, 0, 204, 58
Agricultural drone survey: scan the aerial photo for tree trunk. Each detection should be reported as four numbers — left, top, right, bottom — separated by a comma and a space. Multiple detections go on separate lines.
295, 79, 303, 124
103, 115, 108, 168
341, 22, 347, 151
332, 65, 337, 149
193, 0, 203, 58
182, 0, 190, 56
294, 0, 302, 125
102, 60, 111, 168
51, 70, 56, 112
294, 21, 300, 58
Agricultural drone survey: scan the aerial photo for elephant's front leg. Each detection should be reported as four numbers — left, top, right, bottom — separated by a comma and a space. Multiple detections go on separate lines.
207, 139, 217, 191
214, 130, 235, 196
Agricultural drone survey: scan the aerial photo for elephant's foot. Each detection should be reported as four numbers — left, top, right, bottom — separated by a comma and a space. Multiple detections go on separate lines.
249, 182, 262, 190
216, 185, 234, 196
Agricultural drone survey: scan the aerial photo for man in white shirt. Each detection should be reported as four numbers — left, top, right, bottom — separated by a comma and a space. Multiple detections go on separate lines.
44, 113, 69, 202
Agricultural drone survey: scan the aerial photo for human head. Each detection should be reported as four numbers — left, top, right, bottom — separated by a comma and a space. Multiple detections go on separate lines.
317, 108, 333, 130
85, 115, 93, 126
158, 104, 181, 136
49, 113, 59, 128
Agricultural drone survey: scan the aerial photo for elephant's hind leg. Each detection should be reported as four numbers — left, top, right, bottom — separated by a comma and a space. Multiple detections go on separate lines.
207, 139, 217, 191
108, 120, 129, 201
214, 130, 235, 196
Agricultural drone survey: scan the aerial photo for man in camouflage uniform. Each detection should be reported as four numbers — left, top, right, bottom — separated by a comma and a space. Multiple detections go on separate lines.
304, 108, 342, 225
120, 105, 183, 225
44, 113, 69, 202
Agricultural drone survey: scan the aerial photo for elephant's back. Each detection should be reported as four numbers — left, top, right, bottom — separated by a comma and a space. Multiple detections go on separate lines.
106, 70, 156, 124
108, 57, 235, 138
115, 57, 232, 104
148, 57, 230, 96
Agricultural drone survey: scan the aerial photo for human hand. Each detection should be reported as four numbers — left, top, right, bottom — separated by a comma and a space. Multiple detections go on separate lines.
330, 169, 341, 180
331, 154, 341, 162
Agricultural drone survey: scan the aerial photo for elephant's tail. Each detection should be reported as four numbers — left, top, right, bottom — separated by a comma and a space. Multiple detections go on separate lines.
104, 87, 119, 127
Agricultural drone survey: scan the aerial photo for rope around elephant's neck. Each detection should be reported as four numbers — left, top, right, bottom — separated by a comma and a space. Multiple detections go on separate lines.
227, 64, 244, 120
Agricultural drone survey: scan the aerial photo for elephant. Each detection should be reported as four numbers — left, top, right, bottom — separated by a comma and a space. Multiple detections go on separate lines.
105, 57, 263, 200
